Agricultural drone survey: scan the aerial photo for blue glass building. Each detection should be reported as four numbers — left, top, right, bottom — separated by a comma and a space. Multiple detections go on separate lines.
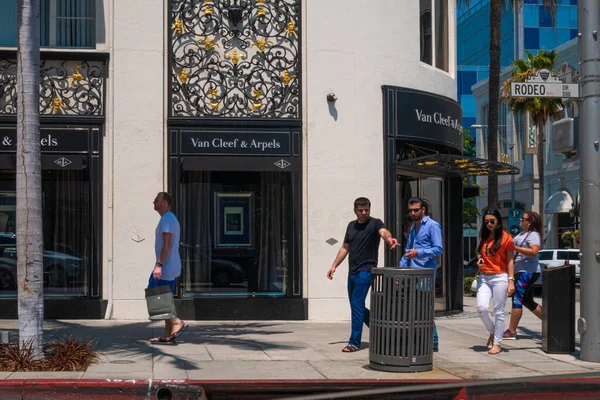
458, 0, 578, 147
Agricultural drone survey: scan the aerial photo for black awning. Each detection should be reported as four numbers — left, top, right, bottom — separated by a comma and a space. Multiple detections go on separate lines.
397, 153, 520, 176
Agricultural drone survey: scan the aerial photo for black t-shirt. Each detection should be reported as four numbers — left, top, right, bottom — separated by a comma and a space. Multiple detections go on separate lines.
343, 217, 385, 275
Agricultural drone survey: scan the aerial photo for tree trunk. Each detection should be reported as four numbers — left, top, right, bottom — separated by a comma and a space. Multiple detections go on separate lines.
537, 122, 545, 216
486, 0, 502, 210
16, 0, 44, 356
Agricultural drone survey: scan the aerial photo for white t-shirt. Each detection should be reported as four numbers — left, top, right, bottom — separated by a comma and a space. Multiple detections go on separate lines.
513, 231, 541, 274
155, 211, 181, 281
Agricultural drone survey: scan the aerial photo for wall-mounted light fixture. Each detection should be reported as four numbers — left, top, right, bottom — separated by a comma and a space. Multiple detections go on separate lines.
326, 93, 337, 102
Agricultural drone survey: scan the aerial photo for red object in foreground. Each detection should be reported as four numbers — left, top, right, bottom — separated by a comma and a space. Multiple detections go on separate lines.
0, 379, 206, 400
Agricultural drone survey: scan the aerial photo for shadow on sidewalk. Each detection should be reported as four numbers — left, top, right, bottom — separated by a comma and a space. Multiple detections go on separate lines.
4, 320, 304, 372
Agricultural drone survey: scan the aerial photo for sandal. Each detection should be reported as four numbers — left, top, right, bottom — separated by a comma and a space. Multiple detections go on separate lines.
149, 336, 174, 343
488, 344, 501, 355
487, 335, 494, 350
342, 344, 359, 352
169, 323, 188, 340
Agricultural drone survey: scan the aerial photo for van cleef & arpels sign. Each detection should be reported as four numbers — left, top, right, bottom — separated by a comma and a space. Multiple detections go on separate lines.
180, 131, 291, 156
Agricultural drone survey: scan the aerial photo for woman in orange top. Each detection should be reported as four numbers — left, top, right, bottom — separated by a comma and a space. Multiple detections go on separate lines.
475, 209, 515, 354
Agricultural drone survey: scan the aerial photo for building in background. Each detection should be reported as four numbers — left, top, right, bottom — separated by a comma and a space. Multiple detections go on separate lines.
0, 0, 473, 320
457, 0, 578, 259
472, 38, 580, 250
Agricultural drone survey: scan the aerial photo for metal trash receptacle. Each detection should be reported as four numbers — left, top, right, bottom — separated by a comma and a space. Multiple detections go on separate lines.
369, 267, 435, 372
542, 264, 575, 354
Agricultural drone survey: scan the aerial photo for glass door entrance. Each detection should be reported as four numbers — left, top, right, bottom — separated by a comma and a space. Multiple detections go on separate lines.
395, 170, 445, 310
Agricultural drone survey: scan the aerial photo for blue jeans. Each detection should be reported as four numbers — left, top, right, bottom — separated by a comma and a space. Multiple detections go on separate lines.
347, 271, 371, 348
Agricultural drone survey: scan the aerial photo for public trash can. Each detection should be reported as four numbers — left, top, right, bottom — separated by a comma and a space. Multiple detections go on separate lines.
542, 264, 575, 354
369, 267, 435, 372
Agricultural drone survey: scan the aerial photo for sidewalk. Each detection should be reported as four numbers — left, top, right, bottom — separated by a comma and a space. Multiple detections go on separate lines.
0, 295, 598, 382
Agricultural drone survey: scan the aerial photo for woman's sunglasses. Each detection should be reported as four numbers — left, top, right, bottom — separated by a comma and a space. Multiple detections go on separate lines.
483, 219, 498, 225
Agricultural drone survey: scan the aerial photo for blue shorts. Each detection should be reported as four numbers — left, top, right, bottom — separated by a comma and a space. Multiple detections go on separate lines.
147, 273, 176, 294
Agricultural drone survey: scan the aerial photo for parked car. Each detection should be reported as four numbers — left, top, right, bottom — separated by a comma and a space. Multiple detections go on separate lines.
180, 244, 246, 287
0, 257, 16, 291
538, 248, 580, 280
0, 248, 84, 289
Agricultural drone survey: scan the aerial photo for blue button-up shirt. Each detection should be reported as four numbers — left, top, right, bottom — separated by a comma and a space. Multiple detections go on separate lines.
399, 216, 443, 269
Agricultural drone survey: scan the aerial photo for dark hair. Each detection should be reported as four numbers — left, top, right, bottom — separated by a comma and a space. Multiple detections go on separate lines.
354, 197, 371, 209
408, 197, 424, 208
476, 209, 504, 255
523, 211, 543, 243
159, 192, 172, 207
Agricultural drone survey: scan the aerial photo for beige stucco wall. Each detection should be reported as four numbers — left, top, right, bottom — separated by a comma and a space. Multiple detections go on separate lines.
105, 0, 166, 319
304, 0, 458, 321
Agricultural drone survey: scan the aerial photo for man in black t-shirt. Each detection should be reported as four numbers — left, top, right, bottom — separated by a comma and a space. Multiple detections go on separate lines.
327, 197, 397, 352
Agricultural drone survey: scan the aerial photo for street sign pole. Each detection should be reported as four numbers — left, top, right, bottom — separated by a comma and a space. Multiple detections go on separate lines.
579, 0, 600, 363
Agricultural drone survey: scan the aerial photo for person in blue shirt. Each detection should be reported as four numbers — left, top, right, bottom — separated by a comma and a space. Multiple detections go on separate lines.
400, 197, 443, 351
148, 192, 186, 343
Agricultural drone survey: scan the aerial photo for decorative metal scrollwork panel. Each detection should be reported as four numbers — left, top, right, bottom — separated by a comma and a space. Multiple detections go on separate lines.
0, 59, 104, 116
170, 0, 300, 118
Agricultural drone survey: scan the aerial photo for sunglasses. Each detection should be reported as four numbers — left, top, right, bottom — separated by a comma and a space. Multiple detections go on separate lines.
483, 219, 498, 225
520, 217, 530, 222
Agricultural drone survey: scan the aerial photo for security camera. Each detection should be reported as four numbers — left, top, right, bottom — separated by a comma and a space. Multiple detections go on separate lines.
326, 93, 337, 102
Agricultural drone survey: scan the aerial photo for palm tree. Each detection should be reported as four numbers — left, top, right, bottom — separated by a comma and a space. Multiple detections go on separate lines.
502, 50, 564, 215
459, 0, 558, 210
16, 0, 44, 356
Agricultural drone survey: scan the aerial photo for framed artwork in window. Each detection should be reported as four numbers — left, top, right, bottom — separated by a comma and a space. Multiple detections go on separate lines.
214, 192, 254, 248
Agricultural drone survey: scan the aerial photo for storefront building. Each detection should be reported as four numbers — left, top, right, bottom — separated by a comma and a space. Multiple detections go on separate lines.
0, 0, 488, 320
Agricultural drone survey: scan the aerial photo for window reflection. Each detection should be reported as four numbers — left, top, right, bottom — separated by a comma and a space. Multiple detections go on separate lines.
180, 171, 298, 296
0, 170, 90, 296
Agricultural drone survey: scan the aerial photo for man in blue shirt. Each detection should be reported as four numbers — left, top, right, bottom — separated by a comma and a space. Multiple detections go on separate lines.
400, 197, 443, 351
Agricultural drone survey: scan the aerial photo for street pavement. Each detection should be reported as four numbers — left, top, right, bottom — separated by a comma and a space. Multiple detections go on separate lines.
0, 293, 597, 382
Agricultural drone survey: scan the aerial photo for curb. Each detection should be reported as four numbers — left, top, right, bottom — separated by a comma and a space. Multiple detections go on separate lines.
0, 379, 206, 400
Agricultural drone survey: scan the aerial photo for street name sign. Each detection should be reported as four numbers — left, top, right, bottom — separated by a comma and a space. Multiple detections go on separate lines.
510, 68, 579, 98
511, 82, 579, 98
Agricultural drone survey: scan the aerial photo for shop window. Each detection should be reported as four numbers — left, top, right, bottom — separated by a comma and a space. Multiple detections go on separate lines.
0, 169, 90, 296
0, 0, 96, 48
420, 0, 449, 72
179, 170, 300, 297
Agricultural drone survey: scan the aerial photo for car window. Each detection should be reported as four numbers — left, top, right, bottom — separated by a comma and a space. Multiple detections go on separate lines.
568, 251, 580, 261
538, 251, 553, 261
557, 251, 570, 260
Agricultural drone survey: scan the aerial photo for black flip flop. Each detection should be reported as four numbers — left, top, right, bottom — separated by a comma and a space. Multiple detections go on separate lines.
149, 336, 174, 343
170, 323, 188, 340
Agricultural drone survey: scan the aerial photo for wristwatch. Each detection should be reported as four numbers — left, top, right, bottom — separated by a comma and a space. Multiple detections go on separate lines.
508, 277, 515, 281
156, 261, 163, 267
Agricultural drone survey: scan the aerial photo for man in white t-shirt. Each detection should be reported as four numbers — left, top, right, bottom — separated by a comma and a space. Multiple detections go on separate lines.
148, 192, 186, 343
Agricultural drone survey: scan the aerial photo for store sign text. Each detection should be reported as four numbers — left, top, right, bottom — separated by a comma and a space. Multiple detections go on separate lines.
181, 131, 291, 156
0, 129, 88, 152
415, 109, 463, 134
190, 138, 281, 151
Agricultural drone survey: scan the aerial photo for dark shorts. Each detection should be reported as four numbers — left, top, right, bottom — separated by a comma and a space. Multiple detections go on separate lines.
147, 273, 176, 294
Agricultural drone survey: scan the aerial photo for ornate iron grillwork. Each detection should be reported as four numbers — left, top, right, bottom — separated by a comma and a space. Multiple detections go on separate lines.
0, 59, 104, 116
170, 0, 300, 118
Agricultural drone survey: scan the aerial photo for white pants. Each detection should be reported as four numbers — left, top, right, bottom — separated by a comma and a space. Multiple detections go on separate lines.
476, 273, 508, 346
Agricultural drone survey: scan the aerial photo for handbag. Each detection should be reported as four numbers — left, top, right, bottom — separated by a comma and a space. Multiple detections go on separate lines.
145, 285, 177, 321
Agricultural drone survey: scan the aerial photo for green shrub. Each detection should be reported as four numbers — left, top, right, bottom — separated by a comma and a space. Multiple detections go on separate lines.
464, 277, 476, 295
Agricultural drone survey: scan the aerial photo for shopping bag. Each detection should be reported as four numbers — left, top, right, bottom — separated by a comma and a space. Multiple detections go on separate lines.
145, 285, 177, 321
